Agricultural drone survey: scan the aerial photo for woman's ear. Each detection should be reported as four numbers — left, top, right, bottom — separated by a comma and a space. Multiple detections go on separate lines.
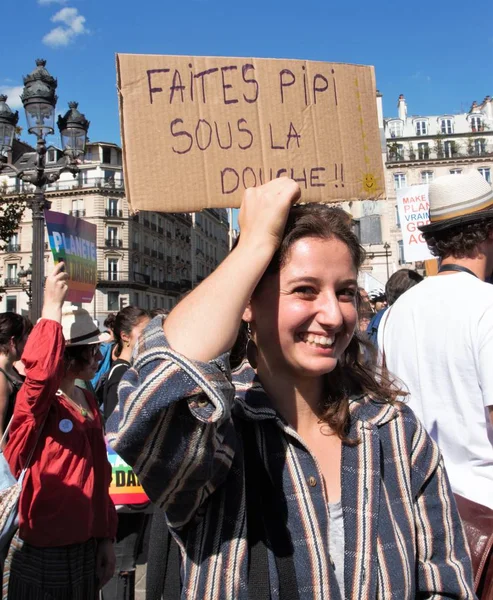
242, 303, 253, 324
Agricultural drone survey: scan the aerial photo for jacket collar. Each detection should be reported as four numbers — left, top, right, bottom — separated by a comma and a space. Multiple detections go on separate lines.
232, 360, 400, 428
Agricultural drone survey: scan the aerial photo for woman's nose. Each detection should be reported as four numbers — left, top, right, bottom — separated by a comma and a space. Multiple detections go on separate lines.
316, 295, 344, 331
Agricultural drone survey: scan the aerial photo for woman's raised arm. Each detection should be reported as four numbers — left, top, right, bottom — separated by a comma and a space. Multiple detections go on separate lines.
163, 178, 300, 362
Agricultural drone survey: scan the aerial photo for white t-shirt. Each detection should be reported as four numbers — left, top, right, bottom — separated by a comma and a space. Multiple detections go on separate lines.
379, 273, 493, 509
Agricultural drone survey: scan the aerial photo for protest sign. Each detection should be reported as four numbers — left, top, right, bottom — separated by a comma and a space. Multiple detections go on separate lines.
117, 54, 385, 213
396, 184, 434, 262
106, 444, 149, 505
44, 210, 97, 303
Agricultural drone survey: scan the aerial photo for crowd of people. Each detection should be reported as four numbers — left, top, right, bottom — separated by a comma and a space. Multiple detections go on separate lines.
0, 170, 492, 599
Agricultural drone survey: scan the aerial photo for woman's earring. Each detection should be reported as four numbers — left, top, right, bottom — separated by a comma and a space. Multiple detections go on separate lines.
126, 341, 130, 348
246, 323, 258, 370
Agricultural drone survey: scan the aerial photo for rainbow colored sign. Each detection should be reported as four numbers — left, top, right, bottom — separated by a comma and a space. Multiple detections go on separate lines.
106, 443, 149, 506
44, 210, 97, 303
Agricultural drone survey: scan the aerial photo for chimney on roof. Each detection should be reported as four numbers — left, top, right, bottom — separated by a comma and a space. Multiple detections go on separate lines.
482, 96, 493, 121
470, 100, 479, 113
397, 94, 407, 121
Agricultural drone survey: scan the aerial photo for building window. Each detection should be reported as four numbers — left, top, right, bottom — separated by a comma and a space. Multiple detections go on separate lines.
417, 142, 429, 160
398, 240, 405, 264
47, 148, 57, 163
107, 226, 118, 247
415, 120, 427, 136
133, 292, 139, 306
388, 143, 404, 162
108, 291, 119, 311
474, 139, 486, 156
450, 169, 462, 175
421, 171, 434, 184
152, 296, 157, 309
395, 205, 400, 228
6, 296, 17, 313
146, 295, 151, 310
470, 116, 483, 132
478, 168, 491, 183
388, 121, 403, 138
356, 215, 382, 245
102, 147, 112, 164
440, 118, 453, 134
71, 198, 85, 217
108, 198, 119, 216
107, 258, 118, 281
7, 263, 18, 280
394, 173, 407, 190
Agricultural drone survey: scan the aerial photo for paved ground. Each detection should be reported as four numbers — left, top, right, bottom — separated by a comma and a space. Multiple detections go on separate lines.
135, 563, 147, 600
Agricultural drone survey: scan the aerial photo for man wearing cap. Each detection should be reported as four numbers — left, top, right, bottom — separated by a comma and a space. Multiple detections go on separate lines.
379, 170, 493, 510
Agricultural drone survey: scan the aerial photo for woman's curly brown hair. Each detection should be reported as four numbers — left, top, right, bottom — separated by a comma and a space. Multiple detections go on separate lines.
423, 216, 493, 259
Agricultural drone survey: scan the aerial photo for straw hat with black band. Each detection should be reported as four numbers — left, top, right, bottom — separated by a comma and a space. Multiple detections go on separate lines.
419, 170, 493, 235
61, 307, 111, 346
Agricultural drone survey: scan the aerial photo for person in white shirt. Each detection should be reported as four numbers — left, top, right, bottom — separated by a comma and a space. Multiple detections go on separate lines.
379, 170, 493, 509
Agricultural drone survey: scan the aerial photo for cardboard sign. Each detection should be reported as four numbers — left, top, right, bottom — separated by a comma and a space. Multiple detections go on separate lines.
106, 443, 149, 506
44, 210, 97, 303
117, 54, 385, 213
396, 185, 434, 262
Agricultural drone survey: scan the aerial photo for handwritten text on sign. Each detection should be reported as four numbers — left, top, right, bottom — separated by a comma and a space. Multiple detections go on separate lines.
117, 55, 385, 213
396, 184, 434, 263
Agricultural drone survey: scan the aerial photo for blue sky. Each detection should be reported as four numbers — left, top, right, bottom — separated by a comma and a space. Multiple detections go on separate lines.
2, 0, 492, 147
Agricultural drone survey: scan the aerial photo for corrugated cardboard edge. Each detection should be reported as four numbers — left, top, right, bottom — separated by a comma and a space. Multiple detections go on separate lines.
116, 53, 136, 215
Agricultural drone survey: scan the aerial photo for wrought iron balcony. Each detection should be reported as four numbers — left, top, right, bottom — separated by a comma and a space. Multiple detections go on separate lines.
105, 208, 123, 218
105, 238, 123, 248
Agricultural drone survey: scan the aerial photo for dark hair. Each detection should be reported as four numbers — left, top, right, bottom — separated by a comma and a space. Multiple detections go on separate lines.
114, 306, 150, 357
150, 308, 170, 318
385, 269, 423, 305
423, 216, 493, 259
63, 345, 94, 374
103, 313, 116, 331
0, 312, 33, 355
231, 204, 405, 444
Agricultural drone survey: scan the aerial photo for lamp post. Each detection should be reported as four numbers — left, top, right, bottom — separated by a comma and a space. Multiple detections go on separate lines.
0, 59, 89, 321
383, 242, 391, 280
18, 267, 33, 317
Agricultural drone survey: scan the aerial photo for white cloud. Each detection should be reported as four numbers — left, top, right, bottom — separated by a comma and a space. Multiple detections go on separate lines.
42, 7, 88, 48
0, 86, 23, 109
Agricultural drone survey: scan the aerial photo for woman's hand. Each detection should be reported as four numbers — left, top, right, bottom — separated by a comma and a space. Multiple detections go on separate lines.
41, 261, 69, 323
95, 538, 116, 589
237, 177, 301, 254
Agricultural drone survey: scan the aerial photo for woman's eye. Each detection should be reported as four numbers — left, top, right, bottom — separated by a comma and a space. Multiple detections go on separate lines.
338, 288, 357, 301
294, 286, 316, 296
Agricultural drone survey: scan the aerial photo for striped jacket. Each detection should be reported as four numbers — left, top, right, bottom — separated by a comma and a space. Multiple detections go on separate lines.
107, 317, 476, 599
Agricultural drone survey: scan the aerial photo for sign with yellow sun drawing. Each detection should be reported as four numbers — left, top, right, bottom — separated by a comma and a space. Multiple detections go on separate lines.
117, 54, 385, 213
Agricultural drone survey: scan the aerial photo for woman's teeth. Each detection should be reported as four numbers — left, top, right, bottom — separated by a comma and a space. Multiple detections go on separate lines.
298, 333, 335, 348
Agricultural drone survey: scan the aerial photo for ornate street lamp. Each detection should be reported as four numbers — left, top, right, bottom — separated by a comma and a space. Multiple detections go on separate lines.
0, 59, 89, 321
58, 101, 90, 160
383, 242, 391, 279
0, 95, 19, 158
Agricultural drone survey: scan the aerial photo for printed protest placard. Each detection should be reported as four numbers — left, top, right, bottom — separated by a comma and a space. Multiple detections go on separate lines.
44, 210, 97, 303
396, 184, 434, 262
106, 444, 149, 506
117, 54, 385, 213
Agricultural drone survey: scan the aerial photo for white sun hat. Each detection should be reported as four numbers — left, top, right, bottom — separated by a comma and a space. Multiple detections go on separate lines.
61, 307, 111, 346
419, 170, 493, 234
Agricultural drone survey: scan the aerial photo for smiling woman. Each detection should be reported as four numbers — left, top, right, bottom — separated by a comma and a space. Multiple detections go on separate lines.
108, 178, 476, 599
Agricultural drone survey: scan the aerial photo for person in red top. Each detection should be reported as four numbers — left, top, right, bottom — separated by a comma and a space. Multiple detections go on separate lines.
2, 262, 117, 599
